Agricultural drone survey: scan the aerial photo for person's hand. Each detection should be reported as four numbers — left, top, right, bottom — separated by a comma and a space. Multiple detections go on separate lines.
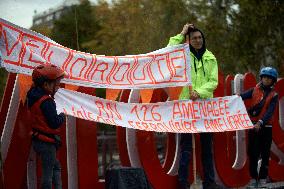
180, 23, 195, 35
190, 90, 200, 100
254, 122, 261, 132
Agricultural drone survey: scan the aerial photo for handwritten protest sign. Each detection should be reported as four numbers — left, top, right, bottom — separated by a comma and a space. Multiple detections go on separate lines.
0, 18, 191, 89
55, 89, 253, 133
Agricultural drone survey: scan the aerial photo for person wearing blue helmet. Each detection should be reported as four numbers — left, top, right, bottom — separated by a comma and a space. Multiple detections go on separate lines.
240, 67, 279, 187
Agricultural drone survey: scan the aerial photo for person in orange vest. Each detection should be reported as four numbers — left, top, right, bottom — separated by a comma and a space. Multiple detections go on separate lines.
240, 67, 279, 188
27, 64, 66, 189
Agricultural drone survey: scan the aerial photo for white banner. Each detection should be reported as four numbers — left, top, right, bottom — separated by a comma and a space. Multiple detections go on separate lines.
55, 89, 254, 133
0, 18, 191, 89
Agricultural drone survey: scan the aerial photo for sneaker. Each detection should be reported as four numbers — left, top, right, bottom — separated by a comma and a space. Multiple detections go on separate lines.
247, 179, 257, 188
203, 181, 222, 189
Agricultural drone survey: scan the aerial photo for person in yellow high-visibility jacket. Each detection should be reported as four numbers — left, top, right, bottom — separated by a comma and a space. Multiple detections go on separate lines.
168, 23, 220, 189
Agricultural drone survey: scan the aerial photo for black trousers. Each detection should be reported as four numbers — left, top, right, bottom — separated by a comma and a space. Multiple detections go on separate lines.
178, 133, 214, 186
248, 127, 272, 179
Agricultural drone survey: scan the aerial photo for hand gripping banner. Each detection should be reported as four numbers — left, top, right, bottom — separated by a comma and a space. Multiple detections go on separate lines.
0, 18, 191, 89
55, 89, 254, 133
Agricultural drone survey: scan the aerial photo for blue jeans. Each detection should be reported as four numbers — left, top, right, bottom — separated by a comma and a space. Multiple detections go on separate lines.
178, 133, 215, 186
32, 139, 62, 189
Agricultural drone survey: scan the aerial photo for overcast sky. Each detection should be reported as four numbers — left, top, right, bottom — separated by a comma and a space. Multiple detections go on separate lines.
0, 0, 96, 29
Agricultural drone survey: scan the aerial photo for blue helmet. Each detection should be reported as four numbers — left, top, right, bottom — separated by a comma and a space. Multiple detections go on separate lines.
260, 67, 278, 81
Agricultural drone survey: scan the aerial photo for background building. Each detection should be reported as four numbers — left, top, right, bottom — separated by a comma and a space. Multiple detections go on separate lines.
32, 0, 83, 28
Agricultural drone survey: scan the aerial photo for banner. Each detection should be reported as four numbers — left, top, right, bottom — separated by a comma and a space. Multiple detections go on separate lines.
0, 18, 191, 89
55, 89, 254, 133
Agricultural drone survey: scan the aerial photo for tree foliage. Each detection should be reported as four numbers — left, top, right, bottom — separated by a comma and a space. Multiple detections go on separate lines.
1, 0, 284, 101
0, 68, 7, 101
36, 0, 284, 76
30, 24, 52, 37
229, 0, 284, 75
51, 0, 100, 52
84, 0, 194, 55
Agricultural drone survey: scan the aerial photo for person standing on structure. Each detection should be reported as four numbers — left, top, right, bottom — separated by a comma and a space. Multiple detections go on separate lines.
168, 23, 221, 189
27, 64, 66, 189
240, 67, 278, 188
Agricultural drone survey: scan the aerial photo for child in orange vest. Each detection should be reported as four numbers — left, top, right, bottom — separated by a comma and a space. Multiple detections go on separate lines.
27, 65, 65, 189
240, 67, 278, 187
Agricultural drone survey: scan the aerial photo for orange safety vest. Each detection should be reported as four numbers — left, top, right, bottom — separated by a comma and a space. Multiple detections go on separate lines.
248, 83, 276, 125
30, 95, 61, 143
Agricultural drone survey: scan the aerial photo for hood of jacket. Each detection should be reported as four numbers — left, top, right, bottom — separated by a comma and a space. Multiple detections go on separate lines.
189, 28, 206, 61
27, 87, 49, 108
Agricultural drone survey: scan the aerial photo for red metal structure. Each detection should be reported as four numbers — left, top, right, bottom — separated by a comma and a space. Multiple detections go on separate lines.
0, 72, 283, 189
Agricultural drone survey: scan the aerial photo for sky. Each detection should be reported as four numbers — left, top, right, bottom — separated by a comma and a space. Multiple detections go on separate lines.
0, 0, 96, 29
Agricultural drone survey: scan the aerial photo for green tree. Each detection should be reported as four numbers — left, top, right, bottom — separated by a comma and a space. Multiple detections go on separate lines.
0, 68, 8, 102
30, 24, 52, 38
189, 0, 236, 74
51, 0, 100, 52
84, 0, 195, 55
2, 0, 282, 102
176, 0, 284, 76
228, 0, 284, 75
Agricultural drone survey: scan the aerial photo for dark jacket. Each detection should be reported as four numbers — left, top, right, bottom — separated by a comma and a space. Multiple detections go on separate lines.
27, 87, 65, 129
241, 83, 278, 126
